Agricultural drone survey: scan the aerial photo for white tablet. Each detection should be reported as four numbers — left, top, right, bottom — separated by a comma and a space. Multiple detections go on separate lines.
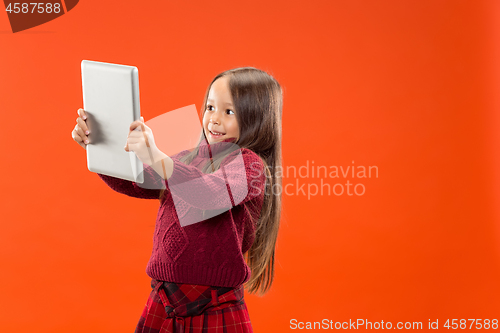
81, 60, 144, 183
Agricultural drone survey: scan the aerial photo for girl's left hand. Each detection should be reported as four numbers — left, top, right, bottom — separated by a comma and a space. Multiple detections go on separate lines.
124, 117, 161, 166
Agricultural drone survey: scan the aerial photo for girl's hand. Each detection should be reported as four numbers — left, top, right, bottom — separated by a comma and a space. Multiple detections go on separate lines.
72, 108, 90, 150
124, 117, 162, 166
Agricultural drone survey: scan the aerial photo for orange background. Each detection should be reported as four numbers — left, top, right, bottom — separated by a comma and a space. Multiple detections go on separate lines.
1, 0, 499, 332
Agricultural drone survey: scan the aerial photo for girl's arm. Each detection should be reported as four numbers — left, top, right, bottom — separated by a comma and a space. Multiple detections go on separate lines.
97, 163, 165, 199
161, 149, 266, 211
97, 150, 190, 199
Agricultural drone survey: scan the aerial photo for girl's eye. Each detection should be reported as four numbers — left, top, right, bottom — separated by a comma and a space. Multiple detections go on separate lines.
206, 105, 234, 115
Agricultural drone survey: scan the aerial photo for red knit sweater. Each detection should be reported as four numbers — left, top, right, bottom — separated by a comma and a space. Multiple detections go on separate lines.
97, 138, 266, 287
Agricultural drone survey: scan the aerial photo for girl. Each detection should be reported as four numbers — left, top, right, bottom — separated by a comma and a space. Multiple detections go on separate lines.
72, 67, 283, 332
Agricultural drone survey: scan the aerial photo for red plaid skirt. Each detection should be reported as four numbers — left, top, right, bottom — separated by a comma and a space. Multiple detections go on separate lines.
134, 279, 253, 333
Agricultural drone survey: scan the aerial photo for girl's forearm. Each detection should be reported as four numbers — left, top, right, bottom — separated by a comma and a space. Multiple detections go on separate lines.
150, 149, 174, 180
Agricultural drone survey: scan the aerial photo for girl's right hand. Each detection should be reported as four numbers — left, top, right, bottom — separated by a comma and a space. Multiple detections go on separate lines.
72, 108, 90, 150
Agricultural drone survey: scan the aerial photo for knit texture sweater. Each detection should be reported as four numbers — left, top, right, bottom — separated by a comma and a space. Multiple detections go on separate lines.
97, 138, 266, 287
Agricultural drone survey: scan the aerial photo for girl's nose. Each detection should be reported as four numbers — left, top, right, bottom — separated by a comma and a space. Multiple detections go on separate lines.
210, 117, 220, 124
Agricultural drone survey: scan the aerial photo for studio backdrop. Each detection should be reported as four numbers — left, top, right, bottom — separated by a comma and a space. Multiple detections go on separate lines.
1, 0, 499, 332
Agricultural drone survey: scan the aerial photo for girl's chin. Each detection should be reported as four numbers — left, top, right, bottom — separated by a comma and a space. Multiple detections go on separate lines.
208, 137, 224, 143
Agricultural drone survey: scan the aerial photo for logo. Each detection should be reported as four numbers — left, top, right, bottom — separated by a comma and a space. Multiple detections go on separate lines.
3, 1, 79, 33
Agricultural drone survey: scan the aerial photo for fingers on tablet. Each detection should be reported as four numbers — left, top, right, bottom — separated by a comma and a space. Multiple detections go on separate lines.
74, 108, 90, 147
78, 108, 87, 120
72, 124, 86, 149
130, 120, 144, 132
76, 117, 90, 140
75, 122, 89, 144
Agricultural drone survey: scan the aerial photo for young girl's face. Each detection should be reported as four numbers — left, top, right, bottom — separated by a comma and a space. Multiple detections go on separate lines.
203, 76, 240, 144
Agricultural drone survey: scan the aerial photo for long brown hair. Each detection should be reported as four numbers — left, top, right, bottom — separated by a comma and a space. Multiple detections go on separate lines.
159, 67, 283, 296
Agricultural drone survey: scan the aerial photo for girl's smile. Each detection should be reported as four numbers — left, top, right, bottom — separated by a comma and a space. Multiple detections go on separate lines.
207, 128, 226, 139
